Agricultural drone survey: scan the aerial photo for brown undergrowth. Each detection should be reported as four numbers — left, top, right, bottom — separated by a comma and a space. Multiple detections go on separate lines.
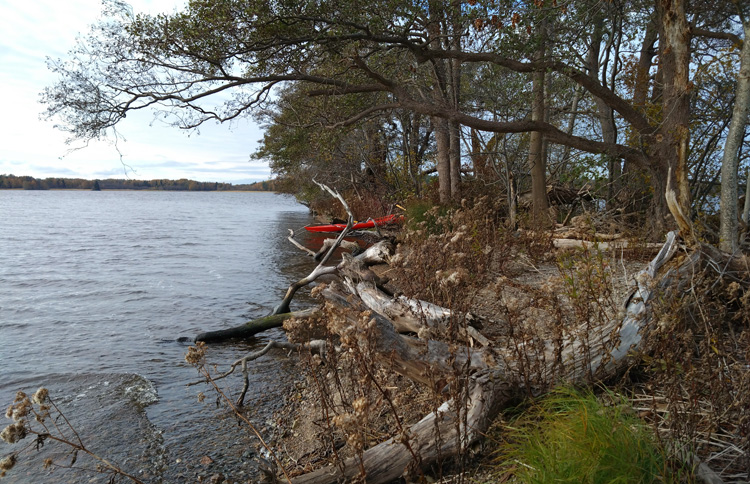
636, 260, 750, 481
269, 197, 749, 483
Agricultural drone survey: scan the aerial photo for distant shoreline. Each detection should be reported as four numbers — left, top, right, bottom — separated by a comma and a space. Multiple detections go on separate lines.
0, 174, 277, 192
0, 188, 279, 193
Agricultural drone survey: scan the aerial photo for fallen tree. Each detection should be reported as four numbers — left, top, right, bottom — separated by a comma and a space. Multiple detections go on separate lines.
284, 231, 748, 483
193, 185, 748, 483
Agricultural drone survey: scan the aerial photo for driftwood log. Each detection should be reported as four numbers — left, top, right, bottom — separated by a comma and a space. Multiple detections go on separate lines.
285, 232, 748, 484
195, 309, 317, 343
552, 237, 667, 251
194, 239, 394, 343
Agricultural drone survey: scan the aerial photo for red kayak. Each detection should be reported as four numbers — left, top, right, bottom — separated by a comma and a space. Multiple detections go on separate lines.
305, 214, 403, 233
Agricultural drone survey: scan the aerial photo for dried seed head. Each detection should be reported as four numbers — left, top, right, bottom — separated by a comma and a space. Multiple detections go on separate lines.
0, 421, 27, 444
346, 432, 364, 451
0, 454, 16, 472
6, 399, 31, 422
32, 388, 49, 405
331, 413, 356, 430
352, 397, 368, 416
185, 342, 206, 365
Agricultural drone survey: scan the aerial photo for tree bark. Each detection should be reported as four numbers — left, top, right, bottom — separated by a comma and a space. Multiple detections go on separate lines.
428, 0, 452, 205
623, 12, 658, 216
448, 1, 462, 201
528, 36, 549, 223
449, 120, 462, 201
434, 117, 452, 204
655, 0, 694, 240
719, 19, 750, 252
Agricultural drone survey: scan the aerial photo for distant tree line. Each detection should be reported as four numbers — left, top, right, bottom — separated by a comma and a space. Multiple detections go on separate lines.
0, 174, 277, 192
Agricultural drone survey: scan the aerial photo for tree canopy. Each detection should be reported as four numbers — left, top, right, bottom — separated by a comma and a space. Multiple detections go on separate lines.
43, 0, 750, 243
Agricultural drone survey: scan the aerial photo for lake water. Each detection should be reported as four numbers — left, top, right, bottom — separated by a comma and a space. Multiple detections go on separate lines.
0, 190, 319, 482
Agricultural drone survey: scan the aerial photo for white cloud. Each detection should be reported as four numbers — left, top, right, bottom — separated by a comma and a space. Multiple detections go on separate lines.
0, 0, 271, 183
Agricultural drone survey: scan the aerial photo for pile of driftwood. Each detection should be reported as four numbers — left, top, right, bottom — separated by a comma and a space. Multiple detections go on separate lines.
195, 185, 747, 484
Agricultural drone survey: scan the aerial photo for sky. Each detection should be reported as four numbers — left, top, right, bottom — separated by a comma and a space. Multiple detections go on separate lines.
0, 0, 271, 184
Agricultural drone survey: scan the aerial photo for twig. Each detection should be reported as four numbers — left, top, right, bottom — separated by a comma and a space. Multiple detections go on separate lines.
288, 229, 316, 257
236, 340, 326, 407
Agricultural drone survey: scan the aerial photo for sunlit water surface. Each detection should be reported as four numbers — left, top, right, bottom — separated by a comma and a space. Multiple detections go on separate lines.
0, 190, 318, 482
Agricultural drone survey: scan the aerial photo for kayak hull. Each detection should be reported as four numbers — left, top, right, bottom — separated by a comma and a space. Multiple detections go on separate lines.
304, 214, 402, 233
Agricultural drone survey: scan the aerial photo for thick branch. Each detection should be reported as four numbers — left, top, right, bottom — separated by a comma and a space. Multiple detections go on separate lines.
195, 308, 317, 343
392, 95, 650, 168
410, 48, 653, 133
689, 25, 743, 47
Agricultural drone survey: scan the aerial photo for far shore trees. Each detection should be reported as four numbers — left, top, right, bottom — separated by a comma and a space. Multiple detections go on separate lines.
0, 174, 275, 191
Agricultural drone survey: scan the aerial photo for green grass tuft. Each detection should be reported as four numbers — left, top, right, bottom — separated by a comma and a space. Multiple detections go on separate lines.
496, 386, 678, 484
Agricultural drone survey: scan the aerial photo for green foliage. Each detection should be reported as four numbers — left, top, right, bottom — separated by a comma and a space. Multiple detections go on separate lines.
404, 199, 451, 234
497, 387, 677, 484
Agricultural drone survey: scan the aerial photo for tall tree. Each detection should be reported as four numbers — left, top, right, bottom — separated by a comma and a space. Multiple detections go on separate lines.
527, 22, 549, 222
719, 5, 750, 252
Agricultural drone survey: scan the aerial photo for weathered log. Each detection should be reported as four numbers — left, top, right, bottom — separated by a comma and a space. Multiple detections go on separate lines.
313, 239, 361, 261
195, 308, 317, 343
273, 239, 394, 315
353, 281, 490, 345
288, 232, 715, 484
553, 237, 668, 251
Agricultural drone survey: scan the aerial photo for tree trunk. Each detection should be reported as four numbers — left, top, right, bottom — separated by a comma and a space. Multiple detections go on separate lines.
719, 20, 750, 252
449, 120, 462, 201
654, 0, 694, 240
587, 14, 621, 210
528, 38, 549, 222
470, 128, 487, 179
428, 0, 452, 205
624, 12, 658, 217
434, 117, 452, 204
448, 1, 462, 201
633, 14, 658, 110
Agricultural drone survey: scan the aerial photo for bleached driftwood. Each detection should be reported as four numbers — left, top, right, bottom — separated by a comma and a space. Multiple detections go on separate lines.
288, 231, 710, 484
553, 237, 668, 251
